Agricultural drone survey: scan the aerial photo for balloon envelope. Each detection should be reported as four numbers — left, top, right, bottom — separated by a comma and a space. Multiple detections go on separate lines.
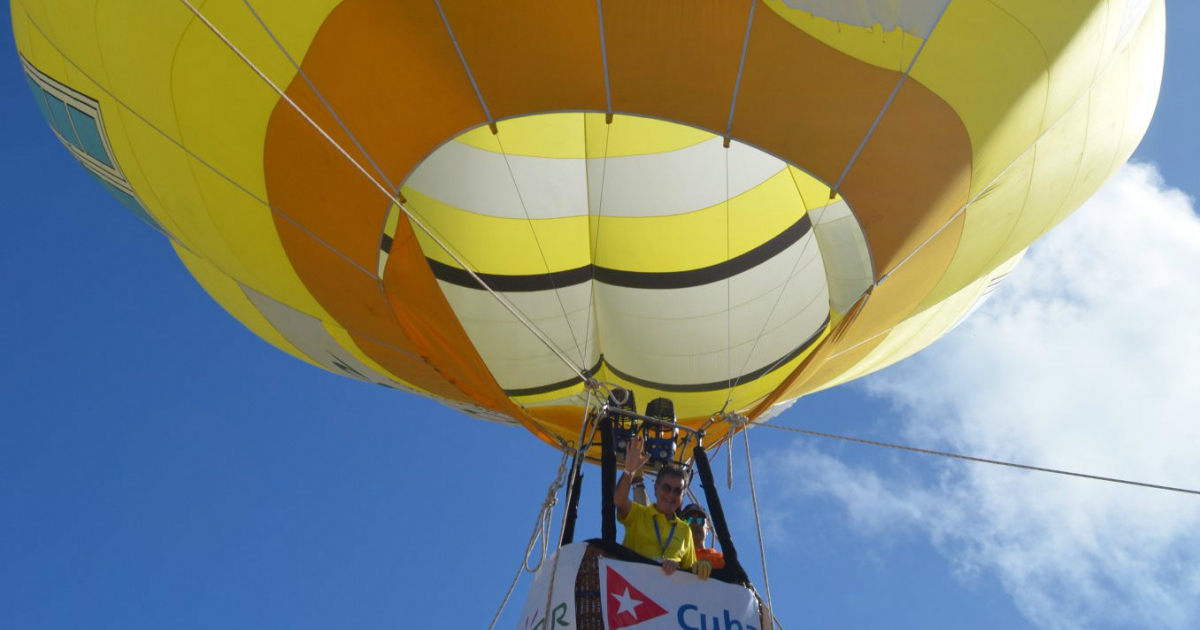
11, 0, 1164, 451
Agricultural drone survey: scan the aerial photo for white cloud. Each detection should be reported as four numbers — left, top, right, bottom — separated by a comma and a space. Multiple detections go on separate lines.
764, 163, 1200, 630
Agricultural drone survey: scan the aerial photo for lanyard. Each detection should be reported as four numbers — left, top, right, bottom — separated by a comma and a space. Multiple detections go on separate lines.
653, 514, 677, 560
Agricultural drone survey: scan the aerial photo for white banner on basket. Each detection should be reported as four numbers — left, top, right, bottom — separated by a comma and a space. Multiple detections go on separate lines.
598, 558, 761, 630
517, 543, 588, 630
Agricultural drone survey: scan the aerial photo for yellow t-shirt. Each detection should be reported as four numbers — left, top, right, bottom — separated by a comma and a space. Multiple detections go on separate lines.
618, 502, 696, 568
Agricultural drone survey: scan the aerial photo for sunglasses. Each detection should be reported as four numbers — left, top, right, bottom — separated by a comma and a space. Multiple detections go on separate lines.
684, 516, 707, 525
656, 481, 684, 497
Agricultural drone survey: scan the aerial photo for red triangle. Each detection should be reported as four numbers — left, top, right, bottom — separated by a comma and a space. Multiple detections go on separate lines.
605, 566, 669, 629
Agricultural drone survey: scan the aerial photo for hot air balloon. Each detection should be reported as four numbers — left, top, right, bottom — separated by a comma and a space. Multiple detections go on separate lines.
12, 0, 1167, 625
12, 0, 1163, 510
12, 0, 1165, 452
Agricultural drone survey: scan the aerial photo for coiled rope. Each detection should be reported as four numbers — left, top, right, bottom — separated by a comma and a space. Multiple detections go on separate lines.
487, 387, 606, 630
485, 446, 572, 630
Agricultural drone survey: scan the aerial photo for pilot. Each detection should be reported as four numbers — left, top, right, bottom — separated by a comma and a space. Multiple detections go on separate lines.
616, 436, 710, 579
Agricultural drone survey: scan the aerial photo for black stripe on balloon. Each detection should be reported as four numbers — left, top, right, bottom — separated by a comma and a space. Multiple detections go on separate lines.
428, 259, 594, 292
599, 313, 829, 393
501, 314, 829, 397
500, 355, 606, 398
427, 213, 813, 292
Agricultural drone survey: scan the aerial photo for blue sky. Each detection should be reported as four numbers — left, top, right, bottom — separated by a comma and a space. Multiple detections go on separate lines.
2, 5, 1197, 630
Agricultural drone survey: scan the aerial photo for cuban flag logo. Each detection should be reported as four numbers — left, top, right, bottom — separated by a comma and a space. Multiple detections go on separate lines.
603, 566, 669, 629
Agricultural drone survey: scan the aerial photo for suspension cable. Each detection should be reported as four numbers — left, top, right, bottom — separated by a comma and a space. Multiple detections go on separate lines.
435, 0, 587, 367
17, 4, 563, 417
177, 0, 588, 382
876, 0, 1154, 287
742, 427, 775, 628
580, 108, 614, 369
556, 390, 598, 550
828, 0, 952, 197
494, 131, 589, 368
238, 0, 406, 268
757, 422, 1200, 496
721, 200, 832, 408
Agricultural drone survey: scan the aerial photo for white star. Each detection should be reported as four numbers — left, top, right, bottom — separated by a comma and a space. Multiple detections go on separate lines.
613, 587, 642, 617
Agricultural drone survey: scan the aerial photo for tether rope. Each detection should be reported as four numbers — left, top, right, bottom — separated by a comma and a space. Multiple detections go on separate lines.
757, 422, 1200, 496
742, 428, 776, 628
177, 0, 588, 382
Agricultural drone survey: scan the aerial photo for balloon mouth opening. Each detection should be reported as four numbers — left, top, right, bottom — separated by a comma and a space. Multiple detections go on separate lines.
399, 112, 875, 416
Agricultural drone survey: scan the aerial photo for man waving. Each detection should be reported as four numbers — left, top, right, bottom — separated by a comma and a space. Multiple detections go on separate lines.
615, 436, 710, 579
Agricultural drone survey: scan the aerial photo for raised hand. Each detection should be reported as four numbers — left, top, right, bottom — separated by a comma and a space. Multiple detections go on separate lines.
624, 435, 651, 474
